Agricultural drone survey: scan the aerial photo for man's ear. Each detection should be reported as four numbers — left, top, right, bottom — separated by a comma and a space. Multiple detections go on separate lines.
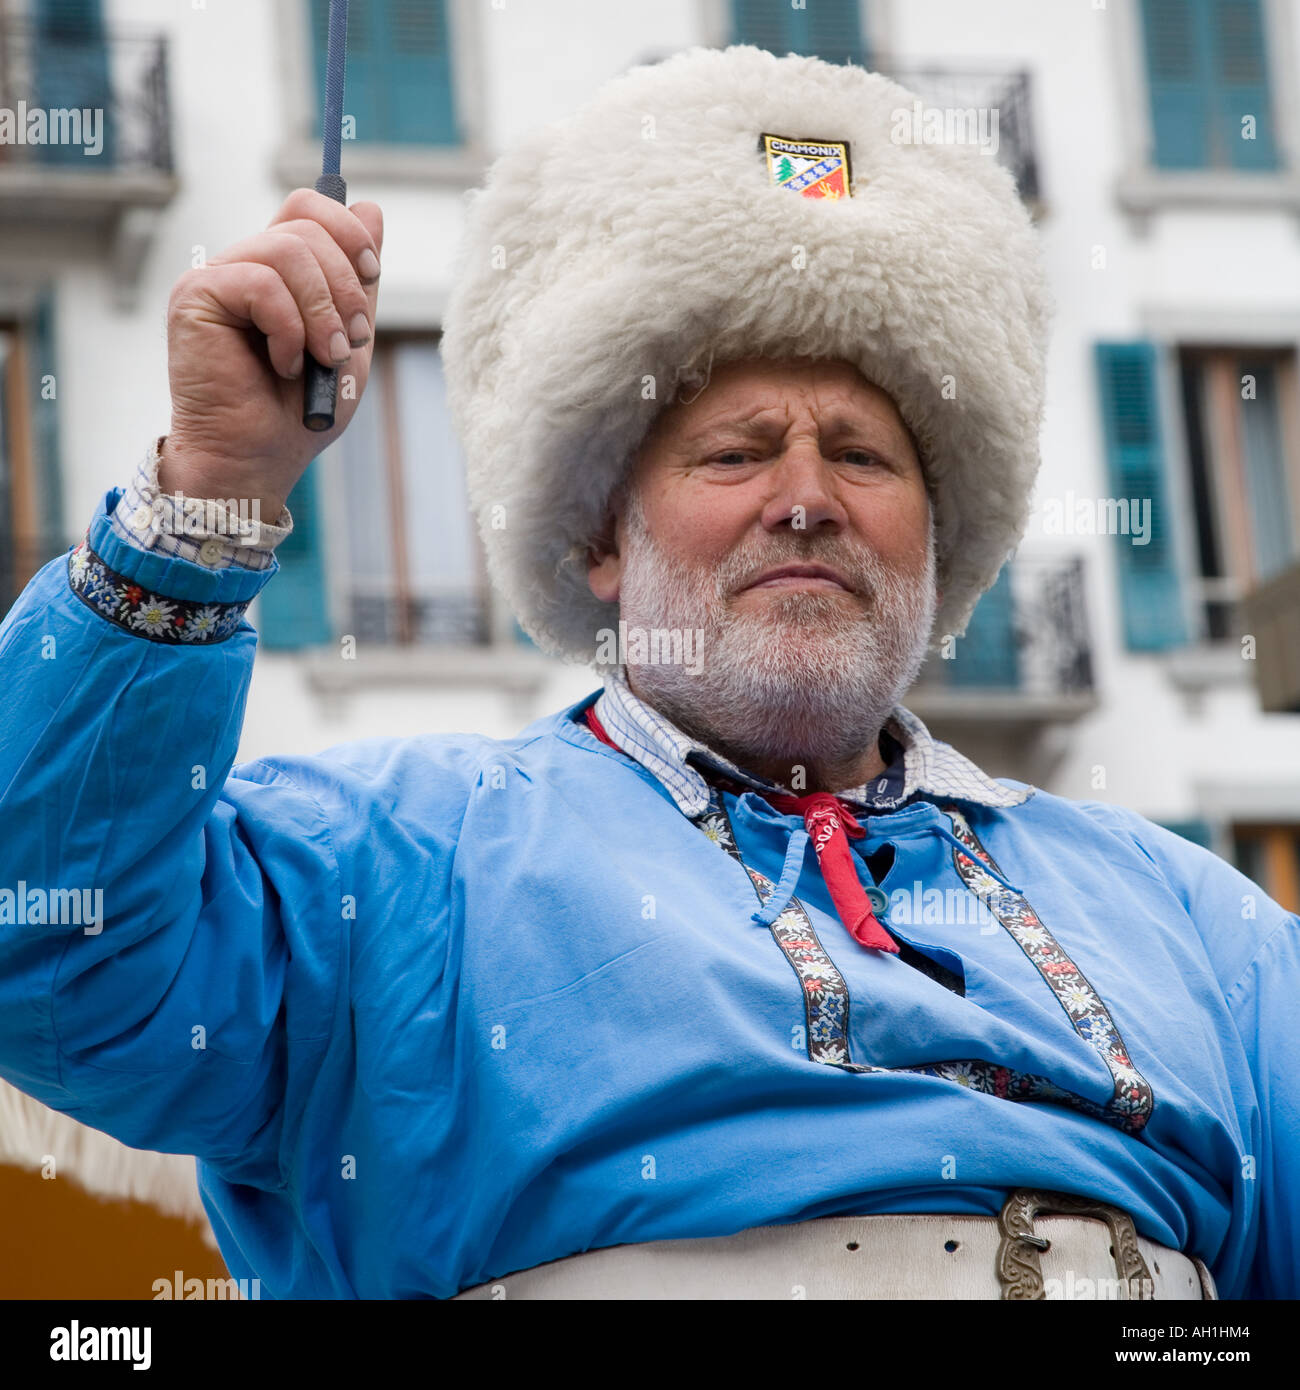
586, 507, 622, 605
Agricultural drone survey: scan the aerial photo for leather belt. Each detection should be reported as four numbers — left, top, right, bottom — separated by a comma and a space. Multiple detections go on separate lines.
454, 1189, 1217, 1300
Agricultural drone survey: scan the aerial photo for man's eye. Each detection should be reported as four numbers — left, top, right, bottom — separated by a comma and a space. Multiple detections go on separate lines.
712, 451, 753, 465
842, 450, 881, 466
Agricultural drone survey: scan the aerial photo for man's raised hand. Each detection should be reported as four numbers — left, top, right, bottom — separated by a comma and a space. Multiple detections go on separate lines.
161, 189, 383, 519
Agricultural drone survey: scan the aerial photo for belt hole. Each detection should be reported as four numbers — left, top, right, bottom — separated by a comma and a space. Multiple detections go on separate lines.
846, 1242, 859, 1252
944, 1239, 959, 1253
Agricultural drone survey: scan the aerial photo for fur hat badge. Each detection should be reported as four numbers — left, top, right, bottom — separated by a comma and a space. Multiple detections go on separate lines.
440, 44, 1052, 662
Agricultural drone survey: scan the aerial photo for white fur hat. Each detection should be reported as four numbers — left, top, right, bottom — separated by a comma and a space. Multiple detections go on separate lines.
441, 44, 1052, 663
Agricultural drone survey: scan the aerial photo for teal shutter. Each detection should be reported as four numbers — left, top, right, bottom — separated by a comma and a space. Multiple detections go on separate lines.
1095, 342, 1188, 651
34, 0, 115, 167
31, 289, 65, 562
1140, 0, 1276, 170
1158, 818, 1214, 851
311, 0, 458, 146
1210, 0, 1277, 169
732, 0, 869, 66
949, 565, 1021, 688
258, 468, 332, 649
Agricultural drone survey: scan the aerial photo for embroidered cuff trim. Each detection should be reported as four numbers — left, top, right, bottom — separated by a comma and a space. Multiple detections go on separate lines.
67, 537, 252, 644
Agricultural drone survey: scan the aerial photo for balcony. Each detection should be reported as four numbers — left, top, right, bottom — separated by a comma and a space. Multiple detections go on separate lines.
0, 20, 178, 304
1240, 559, 1300, 713
908, 555, 1097, 728
875, 67, 1041, 208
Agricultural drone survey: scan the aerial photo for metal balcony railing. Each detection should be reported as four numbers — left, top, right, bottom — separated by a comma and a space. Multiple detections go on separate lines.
0, 20, 172, 175
875, 67, 1041, 203
914, 555, 1094, 702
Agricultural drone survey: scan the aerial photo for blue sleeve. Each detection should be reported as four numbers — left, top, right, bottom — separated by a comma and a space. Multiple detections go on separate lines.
1078, 800, 1300, 1298
1222, 922, 1300, 1299
0, 490, 340, 1187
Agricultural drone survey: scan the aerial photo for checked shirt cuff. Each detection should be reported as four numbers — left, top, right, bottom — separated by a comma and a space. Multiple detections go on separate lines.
110, 435, 294, 571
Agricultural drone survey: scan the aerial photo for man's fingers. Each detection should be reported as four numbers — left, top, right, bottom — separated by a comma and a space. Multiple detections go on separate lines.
268, 219, 373, 346
206, 232, 354, 370
179, 262, 307, 380
270, 188, 382, 285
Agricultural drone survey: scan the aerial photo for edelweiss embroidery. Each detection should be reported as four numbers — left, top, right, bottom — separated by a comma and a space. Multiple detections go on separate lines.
694, 785, 857, 1066
939, 804, 1154, 1134
67, 539, 252, 645
689, 786, 1157, 1135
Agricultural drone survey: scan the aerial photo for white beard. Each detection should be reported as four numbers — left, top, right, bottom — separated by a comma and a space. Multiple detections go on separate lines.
612, 490, 939, 771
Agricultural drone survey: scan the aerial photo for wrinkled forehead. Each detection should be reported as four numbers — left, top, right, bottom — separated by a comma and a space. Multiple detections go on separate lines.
630, 355, 932, 501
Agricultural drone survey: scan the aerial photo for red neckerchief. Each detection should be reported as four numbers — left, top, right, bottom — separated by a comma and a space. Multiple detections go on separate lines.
583, 705, 898, 953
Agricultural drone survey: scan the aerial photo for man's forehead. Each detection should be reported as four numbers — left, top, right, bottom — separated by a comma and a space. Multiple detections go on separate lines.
664, 384, 917, 457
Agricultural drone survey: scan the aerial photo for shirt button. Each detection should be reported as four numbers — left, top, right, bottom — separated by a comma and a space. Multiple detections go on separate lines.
197, 539, 225, 566
131, 504, 153, 529
865, 885, 889, 914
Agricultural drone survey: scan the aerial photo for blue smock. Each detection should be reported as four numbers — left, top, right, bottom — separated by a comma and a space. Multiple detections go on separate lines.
0, 490, 1296, 1298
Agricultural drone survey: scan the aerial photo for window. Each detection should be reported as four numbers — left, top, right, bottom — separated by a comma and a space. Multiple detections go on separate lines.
731, 0, 868, 67
1178, 347, 1300, 640
1094, 340, 1300, 651
1094, 342, 1188, 650
309, 0, 459, 146
332, 332, 488, 647
0, 292, 63, 612
1139, 0, 1279, 171
20, 0, 116, 168
1232, 823, 1300, 912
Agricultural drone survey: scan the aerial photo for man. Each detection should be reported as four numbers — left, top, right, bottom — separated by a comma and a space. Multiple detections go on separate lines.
0, 45, 1295, 1300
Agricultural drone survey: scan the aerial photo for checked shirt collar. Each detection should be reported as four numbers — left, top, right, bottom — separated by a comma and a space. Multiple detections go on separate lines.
587, 665, 1033, 819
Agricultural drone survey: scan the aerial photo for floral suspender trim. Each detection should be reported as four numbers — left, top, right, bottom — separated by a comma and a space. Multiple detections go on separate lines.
938, 804, 1154, 1134
67, 539, 252, 645
697, 785, 863, 1068
690, 787, 1155, 1135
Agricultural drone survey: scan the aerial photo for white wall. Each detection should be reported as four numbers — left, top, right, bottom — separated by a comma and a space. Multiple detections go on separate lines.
46, 1, 1300, 817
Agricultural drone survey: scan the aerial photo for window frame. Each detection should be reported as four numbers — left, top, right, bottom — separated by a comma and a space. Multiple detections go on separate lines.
312, 326, 529, 663
1112, 0, 1300, 230
271, 0, 489, 191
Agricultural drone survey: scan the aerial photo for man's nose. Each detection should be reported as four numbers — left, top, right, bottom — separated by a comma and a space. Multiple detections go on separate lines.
758, 438, 850, 533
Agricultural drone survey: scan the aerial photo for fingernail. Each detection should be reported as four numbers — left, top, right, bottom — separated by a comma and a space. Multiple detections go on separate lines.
349, 313, 371, 347
359, 249, 381, 279
329, 331, 350, 363
289, 352, 303, 377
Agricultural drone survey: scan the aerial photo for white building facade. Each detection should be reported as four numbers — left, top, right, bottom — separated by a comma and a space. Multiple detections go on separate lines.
3, 0, 1298, 910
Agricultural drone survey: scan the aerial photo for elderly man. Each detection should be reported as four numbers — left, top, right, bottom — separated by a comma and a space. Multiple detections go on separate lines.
0, 45, 1296, 1302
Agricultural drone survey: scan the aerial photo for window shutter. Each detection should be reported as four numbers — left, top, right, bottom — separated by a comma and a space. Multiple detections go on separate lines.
732, 0, 869, 66
31, 289, 65, 563
258, 467, 332, 650
1094, 342, 1188, 651
311, 0, 458, 146
1141, 0, 1276, 170
949, 565, 1021, 688
33, 0, 115, 166
1158, 818, 1214, 851
1141, 0, 1211, 168
1210, 0, 1277, 169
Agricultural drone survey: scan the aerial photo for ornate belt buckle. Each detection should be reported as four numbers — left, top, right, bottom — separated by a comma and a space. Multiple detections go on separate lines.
996, 1188, 1154, 1300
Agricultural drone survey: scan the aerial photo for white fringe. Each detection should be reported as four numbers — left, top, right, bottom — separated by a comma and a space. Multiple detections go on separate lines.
0, 1080, 218, 1249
